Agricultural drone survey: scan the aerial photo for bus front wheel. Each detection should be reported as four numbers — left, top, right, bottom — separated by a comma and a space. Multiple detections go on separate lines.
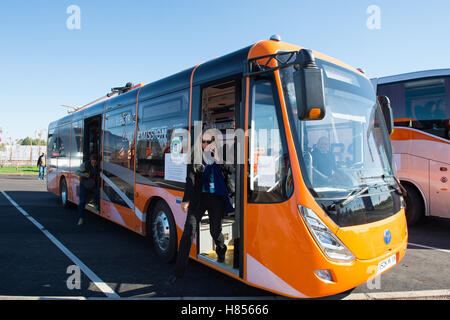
403, 183, 424, 226
150, 201, 177, 263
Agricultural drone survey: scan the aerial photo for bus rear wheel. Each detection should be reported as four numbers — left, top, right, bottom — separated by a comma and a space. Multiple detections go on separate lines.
403, 183, 424, 226
150, 201, 177, 263
60, 178, 70, 209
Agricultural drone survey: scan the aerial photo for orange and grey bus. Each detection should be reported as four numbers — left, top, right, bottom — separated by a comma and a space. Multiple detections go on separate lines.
47, 37, 407, 298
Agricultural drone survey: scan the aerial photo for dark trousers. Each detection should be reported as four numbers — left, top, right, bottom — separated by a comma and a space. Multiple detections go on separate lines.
174, 192, 227, 278
77, 184, 99, 220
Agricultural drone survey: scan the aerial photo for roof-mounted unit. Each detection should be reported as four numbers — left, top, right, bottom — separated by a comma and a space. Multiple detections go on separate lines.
107, 82, 134, 97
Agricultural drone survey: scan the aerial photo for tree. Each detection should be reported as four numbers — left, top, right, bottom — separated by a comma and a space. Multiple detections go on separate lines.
18, 137, 46, 146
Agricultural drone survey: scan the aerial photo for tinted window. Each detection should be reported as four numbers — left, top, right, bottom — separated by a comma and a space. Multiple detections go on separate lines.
103, 107, 136, 208
70, 120, 83, 172
58, 124, 71, 158
378, 77, 450, 140
136, 89, 189, 189
48, 128, 58, 158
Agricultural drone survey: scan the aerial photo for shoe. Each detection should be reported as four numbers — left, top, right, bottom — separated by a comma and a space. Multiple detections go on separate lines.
77, 218, 83, 226
87, 203, 99, 211
217, 246, 227, 263
167, 275, 178, 285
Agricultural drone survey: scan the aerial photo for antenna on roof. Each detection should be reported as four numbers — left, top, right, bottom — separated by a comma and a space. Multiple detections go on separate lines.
107, 82, 134, 97
61, 104, 78, 114
61, 82, 145, 115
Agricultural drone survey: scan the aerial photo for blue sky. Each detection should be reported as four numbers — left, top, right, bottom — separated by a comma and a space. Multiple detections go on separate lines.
1, 0, 449, 141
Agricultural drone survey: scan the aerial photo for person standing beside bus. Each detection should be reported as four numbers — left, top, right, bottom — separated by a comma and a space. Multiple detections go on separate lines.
37, 152, 46, 180
168, 131, 232, 285
76, 154, 99, 226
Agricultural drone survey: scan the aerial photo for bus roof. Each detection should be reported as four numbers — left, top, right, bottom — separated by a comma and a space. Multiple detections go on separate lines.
49, 39, 363, 129
49, 45, 253, 130
371, 68, 450, 87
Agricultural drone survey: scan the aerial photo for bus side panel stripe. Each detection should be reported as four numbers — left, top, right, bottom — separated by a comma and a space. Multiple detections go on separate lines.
246, 254, 308, 298
101, 199, 126, 226
135, 184, 184, 228
101, 173, 145, 222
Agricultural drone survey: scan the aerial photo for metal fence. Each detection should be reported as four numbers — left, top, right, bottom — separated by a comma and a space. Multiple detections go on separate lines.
0, 145, 47, 166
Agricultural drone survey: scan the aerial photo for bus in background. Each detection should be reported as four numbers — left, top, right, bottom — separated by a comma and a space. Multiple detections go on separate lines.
47, 36, 407, 298
373, 70, 450, 226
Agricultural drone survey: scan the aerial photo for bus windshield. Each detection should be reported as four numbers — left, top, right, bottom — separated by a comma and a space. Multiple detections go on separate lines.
280, 59, 401, 227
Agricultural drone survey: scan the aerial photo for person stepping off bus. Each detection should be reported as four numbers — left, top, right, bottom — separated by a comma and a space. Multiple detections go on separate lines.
76, 154, 100, 226
168, 131, 233, 285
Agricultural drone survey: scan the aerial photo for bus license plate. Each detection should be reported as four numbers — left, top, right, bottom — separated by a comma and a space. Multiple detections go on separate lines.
377, 254, 397, 275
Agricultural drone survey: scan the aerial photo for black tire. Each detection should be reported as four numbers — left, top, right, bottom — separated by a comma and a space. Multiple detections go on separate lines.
150, 201, 177, 263
60, 178, 70, 209
403, 183, 424, 226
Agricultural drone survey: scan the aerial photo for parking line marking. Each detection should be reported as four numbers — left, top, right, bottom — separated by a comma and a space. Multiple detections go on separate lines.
0, 296, 87, 300
0, 191, 120, 299
344, 289, 450, 300
408, 242, 450, 254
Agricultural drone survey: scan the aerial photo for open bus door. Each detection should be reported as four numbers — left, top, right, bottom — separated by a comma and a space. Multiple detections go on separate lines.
194, 78, 244, 277
82, 115, 102, 213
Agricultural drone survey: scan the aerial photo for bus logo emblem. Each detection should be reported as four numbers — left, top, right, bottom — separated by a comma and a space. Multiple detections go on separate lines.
384, 230, 391, 245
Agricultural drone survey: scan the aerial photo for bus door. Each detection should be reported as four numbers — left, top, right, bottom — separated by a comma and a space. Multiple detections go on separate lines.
82, 115, 102, 212
196, 79, 243, 276
244, 77, 295, 287
101, 107, 137, 230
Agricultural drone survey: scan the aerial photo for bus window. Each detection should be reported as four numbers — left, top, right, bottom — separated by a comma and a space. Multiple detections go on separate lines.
70, 120, 83, 171
248, 80, 291, 203
48, 128, 58, 158
136, 89, 189, 189
103, 110, 135, 208
378, 77, 450, 140
58, 124, 71, 172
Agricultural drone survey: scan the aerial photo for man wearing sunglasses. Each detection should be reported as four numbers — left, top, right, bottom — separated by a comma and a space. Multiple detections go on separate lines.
169, 131, 233, 285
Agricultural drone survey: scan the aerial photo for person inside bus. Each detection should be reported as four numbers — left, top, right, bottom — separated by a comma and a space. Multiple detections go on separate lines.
412, 104, 425, 129
76, 154, 99, 226
311, 136, 335, 182
168, 130, 233, 285
430, 100, 446, 136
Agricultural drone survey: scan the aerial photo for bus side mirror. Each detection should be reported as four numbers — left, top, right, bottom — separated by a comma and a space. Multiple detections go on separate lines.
378, 95, 394, 135
293, 49, 326, 120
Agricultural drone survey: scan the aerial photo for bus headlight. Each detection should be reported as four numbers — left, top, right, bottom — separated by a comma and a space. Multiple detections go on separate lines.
298, 205, 355, 263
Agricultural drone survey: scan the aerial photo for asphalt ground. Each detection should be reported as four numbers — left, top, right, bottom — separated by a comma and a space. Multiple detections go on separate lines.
0, 175, 449, 301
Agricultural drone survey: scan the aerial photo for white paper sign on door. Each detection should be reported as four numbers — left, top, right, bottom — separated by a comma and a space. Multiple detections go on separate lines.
257, 156, 276, 187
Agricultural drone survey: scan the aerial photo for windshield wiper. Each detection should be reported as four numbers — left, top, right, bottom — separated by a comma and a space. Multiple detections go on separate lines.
382, 174, 407, 197
359, 174, 406, 197
328, 186, 369, 210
